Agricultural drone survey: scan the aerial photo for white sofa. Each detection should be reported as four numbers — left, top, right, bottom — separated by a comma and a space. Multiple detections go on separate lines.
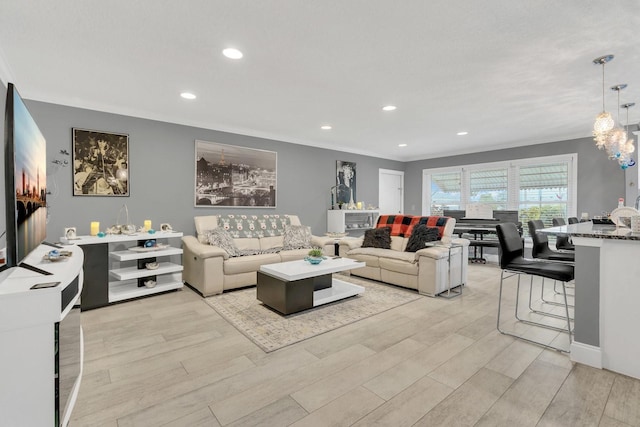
182, 214, 334, 297
338, 215, 469, 297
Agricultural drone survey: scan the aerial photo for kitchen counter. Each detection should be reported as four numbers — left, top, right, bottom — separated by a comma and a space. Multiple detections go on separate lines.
541, 221, 640, 240
540, 221, 640, 380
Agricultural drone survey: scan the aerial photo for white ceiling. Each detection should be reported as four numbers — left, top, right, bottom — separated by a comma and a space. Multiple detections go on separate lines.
1, 1, 639, 161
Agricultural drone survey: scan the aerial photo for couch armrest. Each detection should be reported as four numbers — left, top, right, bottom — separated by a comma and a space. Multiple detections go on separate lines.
311, 235, 335, 247
451, 237, 470, 247
339, 237, 364, 250
182, 235, 229, 260
415, 246, 449, 260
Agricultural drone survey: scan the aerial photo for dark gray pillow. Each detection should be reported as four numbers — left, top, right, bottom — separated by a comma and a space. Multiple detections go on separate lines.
405, 225, 440, 252
362, 227, 391, 249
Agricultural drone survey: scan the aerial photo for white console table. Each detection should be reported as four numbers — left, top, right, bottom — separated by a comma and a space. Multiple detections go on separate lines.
61, 231, 183, 310
0, 243, 84, 427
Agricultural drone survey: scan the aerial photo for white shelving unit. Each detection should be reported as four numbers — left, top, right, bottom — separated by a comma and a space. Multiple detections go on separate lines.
108, 233, 183, 303
66, 231, 184, 309
327, 209, 379, 235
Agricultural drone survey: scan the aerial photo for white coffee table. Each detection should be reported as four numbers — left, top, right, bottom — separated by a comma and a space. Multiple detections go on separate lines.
257, 257, 365, 315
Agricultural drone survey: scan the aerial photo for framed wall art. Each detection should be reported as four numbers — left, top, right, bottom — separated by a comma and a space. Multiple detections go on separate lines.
72, 128, 129, 196
195, 140, 277, 207
336, 160, 356, 205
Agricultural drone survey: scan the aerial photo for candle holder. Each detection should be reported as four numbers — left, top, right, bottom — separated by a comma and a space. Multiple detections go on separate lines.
90, 222, 100, 236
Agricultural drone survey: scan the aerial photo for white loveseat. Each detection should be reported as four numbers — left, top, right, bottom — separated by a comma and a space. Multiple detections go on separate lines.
338, 215, 469, 297
182, 214, 334, 297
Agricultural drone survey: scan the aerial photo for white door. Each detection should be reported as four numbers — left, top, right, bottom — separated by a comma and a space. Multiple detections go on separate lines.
379, 169, 404, 214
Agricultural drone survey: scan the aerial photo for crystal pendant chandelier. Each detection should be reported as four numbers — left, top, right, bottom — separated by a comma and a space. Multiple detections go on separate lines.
618, 102, 636, 169
593, 55, 615, 148
606, 84, 628, 159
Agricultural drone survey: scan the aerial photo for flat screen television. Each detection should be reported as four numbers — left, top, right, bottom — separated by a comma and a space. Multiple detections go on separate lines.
3, 82, 48, 272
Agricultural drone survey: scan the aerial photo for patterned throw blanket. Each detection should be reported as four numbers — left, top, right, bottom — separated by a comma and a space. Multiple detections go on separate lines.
376, 215, 449, 238
217, 214, 291, 238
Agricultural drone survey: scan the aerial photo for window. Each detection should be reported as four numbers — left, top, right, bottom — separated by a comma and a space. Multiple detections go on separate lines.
518, 162, 570, 229
422, 154, 577, 234
470, 168, 508, 211
429, 171, 461, 215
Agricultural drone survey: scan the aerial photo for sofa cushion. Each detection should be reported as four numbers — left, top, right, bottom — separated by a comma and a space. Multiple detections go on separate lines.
223, 253, 282, 275
390, 236, 406, 252
379, 257, 419, 275
234, 238, 261, 251
279, 248, 311, 262
405, 225, 440, 252
283, 225, 312, 250
195, 216, 221, 243
362, 227, 391, 249
206, 229, 239, 257
377, 250, 419, 263
260, 235, 285, 250
218, 214, 291, 238
344, 247, 383, 267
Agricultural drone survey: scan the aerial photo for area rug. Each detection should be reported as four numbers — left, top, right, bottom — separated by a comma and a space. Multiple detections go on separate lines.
204, 275, 422, 352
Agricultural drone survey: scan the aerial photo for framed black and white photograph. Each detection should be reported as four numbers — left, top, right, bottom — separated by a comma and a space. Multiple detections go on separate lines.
72, 128, 129, 196
336, 160, 356, 205
195, 140, 277, 207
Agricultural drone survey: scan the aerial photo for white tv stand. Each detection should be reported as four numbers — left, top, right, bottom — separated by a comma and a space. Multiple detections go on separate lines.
0, 243, 84, 427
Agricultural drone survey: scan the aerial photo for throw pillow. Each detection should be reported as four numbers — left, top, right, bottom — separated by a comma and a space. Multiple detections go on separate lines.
283, 225, 312, 250
405, 225, 440, 252
207, 228, 239, 257
362, 227, 391, 249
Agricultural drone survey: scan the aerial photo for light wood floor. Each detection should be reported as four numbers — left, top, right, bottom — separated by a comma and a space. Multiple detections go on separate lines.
71, 264, 640, 426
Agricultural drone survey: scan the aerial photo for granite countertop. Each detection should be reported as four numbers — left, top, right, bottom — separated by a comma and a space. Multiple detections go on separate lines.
540, 222, 640, 240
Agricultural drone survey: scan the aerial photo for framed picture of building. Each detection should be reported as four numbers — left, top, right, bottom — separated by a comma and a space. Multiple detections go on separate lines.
195, 140, 277, 207
72, 128, 129, 196
336, 160, 356, 205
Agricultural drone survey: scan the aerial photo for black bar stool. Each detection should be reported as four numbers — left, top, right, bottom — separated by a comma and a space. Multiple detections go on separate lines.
528, 219, 575, 312
528, 220, 575, 262
496, 223, 574, 352
552, 217, 574, 251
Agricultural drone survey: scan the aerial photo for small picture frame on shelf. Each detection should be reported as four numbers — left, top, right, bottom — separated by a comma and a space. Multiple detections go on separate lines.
64, 227, 77, 240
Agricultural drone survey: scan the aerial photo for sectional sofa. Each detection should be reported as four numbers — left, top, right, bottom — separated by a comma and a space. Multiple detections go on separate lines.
338, 215, 469, 296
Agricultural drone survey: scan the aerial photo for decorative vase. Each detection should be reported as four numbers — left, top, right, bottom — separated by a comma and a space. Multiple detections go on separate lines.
347, 188, 357, 210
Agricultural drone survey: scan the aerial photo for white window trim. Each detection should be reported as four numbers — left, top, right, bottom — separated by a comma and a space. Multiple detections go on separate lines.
422, 153, 578, 217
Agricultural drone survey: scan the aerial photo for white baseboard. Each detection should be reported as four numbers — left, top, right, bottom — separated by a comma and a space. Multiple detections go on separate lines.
570, 341, 602, 369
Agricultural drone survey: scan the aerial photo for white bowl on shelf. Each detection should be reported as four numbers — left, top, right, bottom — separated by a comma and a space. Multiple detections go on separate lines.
144, 280, 157, 288
145, 262, 159, 270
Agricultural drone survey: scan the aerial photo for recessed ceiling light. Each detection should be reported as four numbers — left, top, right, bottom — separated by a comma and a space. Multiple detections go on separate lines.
382, 105, 397, 111
398, 143, 408, 147
222, 48, 243, 59
457, 131, 468, 136
180, 92, 196, 100
321, 125, 332, 130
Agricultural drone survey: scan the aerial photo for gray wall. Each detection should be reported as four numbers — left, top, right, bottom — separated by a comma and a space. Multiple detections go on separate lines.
403, 138, 626, 218
0, 93, 627, 244
25, 101, 404, 240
